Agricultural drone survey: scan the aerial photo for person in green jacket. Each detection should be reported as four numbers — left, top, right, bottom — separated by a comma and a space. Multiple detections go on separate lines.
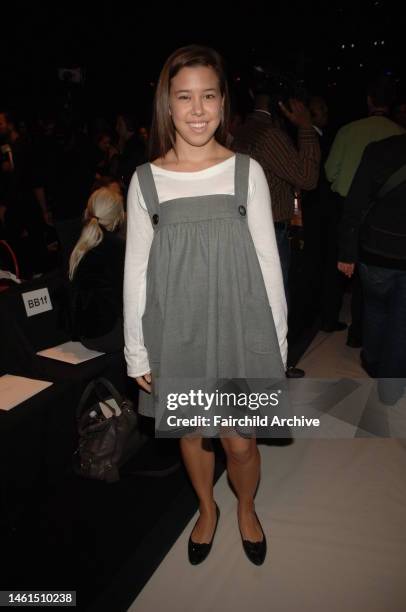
324, 76, 404, 347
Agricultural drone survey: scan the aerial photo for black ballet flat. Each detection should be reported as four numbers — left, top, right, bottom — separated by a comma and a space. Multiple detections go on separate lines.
188, 503, 220, 565
239, 511, 267, 566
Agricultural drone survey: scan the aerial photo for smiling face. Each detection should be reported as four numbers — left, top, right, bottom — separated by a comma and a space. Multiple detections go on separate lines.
168, 65, 224, 149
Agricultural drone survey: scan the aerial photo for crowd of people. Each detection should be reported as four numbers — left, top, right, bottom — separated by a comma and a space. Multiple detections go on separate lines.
0, 111, 148, 278
1, 43, 406, 571
1, 70, 405, 385
230, 74, 405, 382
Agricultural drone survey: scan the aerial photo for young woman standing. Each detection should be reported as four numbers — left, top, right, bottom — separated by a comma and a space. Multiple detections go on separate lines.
124, 46, 287, 565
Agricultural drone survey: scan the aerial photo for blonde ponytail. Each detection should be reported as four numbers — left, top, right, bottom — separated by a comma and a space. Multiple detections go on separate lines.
69, 187, 125, 280
69, 217, 103, 280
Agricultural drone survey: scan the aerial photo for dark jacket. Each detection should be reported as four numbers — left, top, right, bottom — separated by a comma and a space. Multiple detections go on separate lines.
339, 134, 406, 269
71, 229, 125, 338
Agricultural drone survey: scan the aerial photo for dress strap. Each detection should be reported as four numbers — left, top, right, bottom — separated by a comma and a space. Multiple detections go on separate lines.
234, 153, 250, 210
135, 163, 160, 228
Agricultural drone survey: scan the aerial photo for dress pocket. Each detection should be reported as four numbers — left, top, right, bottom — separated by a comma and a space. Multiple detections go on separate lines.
244, 294, 277, 354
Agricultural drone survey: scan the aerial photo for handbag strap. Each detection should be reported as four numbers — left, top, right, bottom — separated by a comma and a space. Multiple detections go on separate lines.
376, 163, 406, 200
95, 377, 124, 407
76, 377, 124, 420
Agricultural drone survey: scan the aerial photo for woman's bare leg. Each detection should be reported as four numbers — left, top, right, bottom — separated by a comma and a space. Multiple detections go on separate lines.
220, 436, 263, 541
179, 436, 217, 543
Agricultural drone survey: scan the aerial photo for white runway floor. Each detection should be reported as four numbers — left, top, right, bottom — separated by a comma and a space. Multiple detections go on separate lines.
128, 318, 406, 612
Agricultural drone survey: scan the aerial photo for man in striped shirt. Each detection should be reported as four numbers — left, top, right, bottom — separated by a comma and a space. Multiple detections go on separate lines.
232, 93, 320, 377
232, 93, 320, 290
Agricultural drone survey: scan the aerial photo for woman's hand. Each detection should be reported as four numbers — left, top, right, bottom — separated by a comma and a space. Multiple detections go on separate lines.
136, 372, 152, 393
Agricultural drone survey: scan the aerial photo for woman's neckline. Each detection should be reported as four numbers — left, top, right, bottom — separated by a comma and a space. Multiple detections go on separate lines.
150, 154, 236, 175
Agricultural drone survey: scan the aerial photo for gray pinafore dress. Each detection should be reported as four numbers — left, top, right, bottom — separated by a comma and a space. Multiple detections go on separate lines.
136, 153, 286, 436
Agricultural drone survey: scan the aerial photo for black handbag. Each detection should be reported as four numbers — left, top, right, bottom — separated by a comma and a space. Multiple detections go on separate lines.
73, 377, 146, 483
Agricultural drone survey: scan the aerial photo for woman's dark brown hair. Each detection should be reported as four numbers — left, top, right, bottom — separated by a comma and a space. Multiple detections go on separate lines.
148, 45, 231, 161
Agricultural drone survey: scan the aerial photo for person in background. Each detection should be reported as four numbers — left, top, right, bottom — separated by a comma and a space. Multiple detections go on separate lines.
338, 134, 406, 403
392, 96, 406, 130
0, 110, 51, 277
94, 131, 120, 180
69, 186, 125, 353
91, 175, 126, 237
50, 122, 96, 271
91, 174, 123, 195
225, 109, 243, 147
325, 75, 404, 347
116, 113, 135, 154
309, 96, 329, 137
116, 114, 148, 190
302, 95, 347, 332
232, 82, 320, 378
138, 125, 149, 147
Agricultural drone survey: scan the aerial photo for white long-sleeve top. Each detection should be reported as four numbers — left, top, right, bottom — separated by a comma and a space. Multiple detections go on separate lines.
123, 155, 288, 377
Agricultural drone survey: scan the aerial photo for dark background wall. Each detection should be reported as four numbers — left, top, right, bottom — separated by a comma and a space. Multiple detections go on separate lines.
1, 0, 403, 127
